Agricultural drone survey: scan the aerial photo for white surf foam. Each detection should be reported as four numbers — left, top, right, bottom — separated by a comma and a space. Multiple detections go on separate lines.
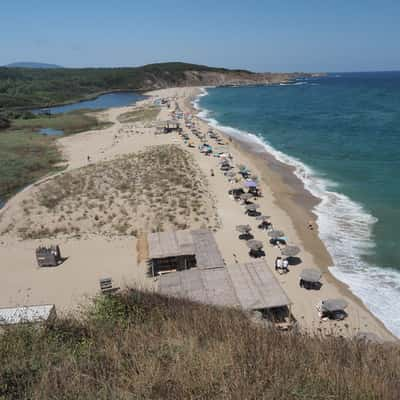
280, 81, 308, 86
195, 90, 400, 338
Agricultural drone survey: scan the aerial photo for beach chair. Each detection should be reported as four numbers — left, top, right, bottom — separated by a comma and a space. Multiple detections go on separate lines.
99, 278, 119, 294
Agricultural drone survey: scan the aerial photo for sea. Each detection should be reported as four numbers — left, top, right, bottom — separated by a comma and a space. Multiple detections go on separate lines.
197, 72, 400, 337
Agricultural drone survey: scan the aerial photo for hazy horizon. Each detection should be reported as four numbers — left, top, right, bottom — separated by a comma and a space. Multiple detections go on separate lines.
3, 61, 400, 75
1, 0, 399, 73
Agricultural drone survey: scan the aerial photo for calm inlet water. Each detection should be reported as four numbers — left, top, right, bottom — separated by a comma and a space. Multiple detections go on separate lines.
32, 91, 145, 114
198, 72, 400, 337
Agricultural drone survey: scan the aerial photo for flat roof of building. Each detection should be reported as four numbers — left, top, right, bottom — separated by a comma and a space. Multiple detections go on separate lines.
0, 304, 55, 325
148, 229, 225, 269
159, 261, 291, 311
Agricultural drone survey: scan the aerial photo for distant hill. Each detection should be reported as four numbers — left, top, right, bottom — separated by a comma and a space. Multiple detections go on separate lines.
0, 61, 318, 109
5, 62, 62, 69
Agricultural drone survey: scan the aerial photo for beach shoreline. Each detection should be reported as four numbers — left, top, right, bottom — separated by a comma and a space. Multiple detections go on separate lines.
183, 87, 396, 340
0, 86, 396, 341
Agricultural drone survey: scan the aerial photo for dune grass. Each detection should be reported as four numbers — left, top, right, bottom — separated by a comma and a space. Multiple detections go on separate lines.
117, 106, 160, 124
9, 145, 219, 239
1, 289, 399, 399
0, 132, 63, 201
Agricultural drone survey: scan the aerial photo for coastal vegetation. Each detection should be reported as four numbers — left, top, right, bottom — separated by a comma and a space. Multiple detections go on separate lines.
0, 116, 10, 130
117, 106, 160, 124
0, 62, 306, 110
0, 110, 110, 202
6, 145, 218, 239
1, 289, 399, 399
8, 109, 111, 135
0, 63, 248, 109
0, 132, 62, 202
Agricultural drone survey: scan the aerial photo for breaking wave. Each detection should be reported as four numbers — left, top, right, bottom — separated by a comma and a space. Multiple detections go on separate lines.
195, 90, 400, 338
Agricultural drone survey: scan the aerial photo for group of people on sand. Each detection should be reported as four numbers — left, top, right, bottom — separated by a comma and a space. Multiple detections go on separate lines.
275, 256, 289, 273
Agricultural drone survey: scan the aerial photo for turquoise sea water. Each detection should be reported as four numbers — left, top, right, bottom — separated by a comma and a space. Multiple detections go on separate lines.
198, 72, 400, 337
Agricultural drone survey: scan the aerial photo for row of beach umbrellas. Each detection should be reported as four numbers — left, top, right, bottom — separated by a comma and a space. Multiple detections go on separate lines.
177, 108, 352, 323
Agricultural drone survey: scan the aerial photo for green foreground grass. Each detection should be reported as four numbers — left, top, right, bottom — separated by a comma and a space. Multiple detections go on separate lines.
0, 132, 62, 201
1, 289, 399, 399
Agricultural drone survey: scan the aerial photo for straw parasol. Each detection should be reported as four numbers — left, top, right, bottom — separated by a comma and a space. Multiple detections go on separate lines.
240, 193, 253, 201
236, 225, 252, 234
281, 245, 301, 257
268, 230, 285, 239
321, 299, 348, 312
256, 215, 270, 221
247, 240, 263, 250
245, 204, 260, 211
300, 268, 322, 283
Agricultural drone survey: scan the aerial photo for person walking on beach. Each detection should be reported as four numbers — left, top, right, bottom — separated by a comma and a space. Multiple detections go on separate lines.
275, 257, 283, 271
210, 169, 214, 177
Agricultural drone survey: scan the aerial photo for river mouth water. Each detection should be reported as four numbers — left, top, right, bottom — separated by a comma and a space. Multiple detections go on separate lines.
0, 91, 146, 209
31, 91, 145, 115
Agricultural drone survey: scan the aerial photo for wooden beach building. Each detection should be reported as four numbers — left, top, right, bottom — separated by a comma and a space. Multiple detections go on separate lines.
156, 120, 182, 134
147, 229, 225, 276
0, 304, 56, 326
158, 261, 292, 323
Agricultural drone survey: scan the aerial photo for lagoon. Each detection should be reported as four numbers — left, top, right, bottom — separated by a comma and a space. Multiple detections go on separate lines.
32, 91, 145, 115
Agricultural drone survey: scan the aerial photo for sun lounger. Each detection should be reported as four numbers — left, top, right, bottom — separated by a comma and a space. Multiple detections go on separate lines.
99, 278, 120, 294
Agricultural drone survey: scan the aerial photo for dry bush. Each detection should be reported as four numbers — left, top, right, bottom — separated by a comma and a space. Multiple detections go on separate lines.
10, 145, 219, 239
1, 289, 399, 399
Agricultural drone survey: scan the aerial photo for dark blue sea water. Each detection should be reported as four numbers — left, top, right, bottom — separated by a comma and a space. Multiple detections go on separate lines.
197, 72, 400, 336
32, 91, 144, 114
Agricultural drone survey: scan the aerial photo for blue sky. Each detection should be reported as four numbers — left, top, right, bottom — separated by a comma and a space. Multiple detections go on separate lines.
1, 0, 399, 72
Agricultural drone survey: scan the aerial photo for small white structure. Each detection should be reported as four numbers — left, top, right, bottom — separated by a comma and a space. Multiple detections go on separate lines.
0, 304, 56, 326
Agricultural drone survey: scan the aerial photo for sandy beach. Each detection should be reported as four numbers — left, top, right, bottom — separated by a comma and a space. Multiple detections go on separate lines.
0, 86, 395, 341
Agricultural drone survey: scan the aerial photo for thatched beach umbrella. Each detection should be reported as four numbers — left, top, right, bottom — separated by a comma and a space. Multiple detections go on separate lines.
236, 225, 252, 234
245, 204, 260, 211
320, 299, 348, 313
281, 245, 301, 257
256, 215, 270, 221
268, 230, 285, 239
240, 193, 253, 201
300, 268, 322, 283
247, 240, 263, 251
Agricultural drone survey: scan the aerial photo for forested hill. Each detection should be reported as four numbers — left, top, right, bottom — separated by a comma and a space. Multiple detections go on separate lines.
0, 62, 313, 109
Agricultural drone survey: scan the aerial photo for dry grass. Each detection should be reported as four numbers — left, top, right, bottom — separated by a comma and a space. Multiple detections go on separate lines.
1, 289, 399, 399
118, 106, 160, 124
7, 145, 218, 239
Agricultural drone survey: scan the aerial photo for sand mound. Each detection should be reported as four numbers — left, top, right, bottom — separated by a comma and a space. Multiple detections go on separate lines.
3, 145, 219, 239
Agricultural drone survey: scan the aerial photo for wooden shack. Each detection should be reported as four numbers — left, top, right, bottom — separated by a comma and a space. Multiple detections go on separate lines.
159, 261, 292, 324
156, 120, 182, 134
0, 304, 56, 326
147, 229, 224, 276
36, 245, 62, 267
